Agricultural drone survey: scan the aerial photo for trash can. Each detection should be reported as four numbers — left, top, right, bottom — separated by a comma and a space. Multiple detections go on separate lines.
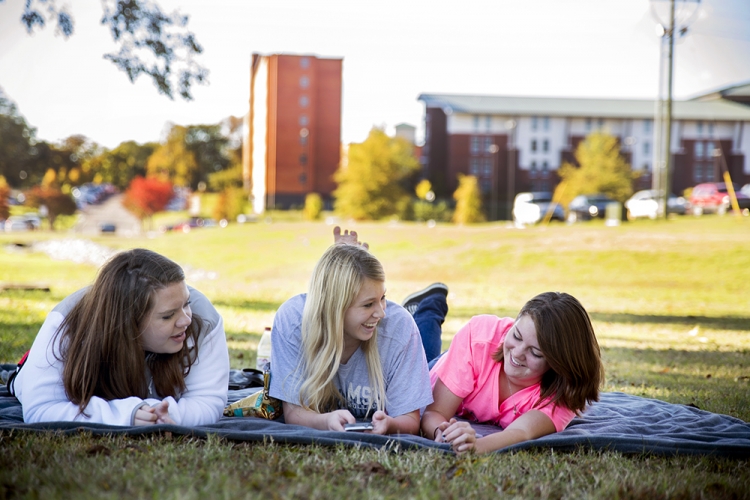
605, 202, 621, 226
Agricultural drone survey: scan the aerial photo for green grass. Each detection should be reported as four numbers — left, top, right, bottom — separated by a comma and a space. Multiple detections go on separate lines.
1, 215, 749, 498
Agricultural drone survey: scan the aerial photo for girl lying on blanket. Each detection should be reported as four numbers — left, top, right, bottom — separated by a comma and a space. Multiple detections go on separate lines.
420, 291, 605, 454
269, 241, 433, 435
13, 249, 229, 427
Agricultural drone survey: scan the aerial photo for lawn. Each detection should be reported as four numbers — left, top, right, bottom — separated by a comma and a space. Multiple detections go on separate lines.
1, 215, 749, 498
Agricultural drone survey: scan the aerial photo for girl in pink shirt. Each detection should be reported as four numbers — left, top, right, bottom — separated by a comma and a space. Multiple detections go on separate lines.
421, 292, 604, 454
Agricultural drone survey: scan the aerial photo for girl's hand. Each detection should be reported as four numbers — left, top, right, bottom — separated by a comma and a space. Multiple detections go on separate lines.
133, 405, 158, 426
152, 401, 176, 425
432, 418, 454, 443
326, 409, 356, 431
370, 410, 391, 435
442, 419, 477, 454
333, 226, 369, 249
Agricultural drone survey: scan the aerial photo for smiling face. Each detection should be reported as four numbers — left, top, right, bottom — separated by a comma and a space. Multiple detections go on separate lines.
342, 278, 386, 354
140, 281, 192, 354
503, 314, 550, 387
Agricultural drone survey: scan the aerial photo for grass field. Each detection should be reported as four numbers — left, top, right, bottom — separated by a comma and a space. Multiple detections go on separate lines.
1, 215, 749, 498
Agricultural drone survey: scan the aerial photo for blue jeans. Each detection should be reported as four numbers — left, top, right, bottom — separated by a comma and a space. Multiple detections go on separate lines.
413, 293, 448, 364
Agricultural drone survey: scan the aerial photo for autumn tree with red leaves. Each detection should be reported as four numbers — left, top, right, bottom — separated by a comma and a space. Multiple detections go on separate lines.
123, 176, 173, 228
24, 186, 77, 230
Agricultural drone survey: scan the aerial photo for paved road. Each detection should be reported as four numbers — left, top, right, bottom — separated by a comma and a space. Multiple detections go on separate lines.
73, 194, 142, 237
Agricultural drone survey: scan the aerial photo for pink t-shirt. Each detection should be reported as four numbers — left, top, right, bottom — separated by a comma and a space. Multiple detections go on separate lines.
429, 315, 575, 433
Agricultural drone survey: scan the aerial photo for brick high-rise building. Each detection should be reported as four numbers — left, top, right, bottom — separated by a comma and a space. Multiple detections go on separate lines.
245, 53, 342, 212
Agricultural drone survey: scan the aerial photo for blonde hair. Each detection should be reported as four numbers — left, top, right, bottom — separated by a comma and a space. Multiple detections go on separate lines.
298, 244, 387, 415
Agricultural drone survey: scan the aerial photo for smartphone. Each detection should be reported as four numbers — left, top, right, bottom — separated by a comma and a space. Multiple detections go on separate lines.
344, 422, 374, 432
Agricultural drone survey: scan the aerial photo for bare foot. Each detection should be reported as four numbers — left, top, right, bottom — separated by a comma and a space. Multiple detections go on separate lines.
333, 226, 369, 250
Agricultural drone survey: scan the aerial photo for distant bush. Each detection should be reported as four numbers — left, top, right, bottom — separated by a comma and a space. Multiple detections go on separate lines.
303, 193, 323, 221
413, 200, 452, 222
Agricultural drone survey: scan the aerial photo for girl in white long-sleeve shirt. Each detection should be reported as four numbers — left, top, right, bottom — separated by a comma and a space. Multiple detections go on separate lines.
12, 248, 229, 426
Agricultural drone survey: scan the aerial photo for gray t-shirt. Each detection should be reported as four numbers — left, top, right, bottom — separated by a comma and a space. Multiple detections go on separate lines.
269, 294, 433, 419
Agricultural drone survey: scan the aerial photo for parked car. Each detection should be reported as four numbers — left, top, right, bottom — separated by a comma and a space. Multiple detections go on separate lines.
4, 214, 41, 232
567, 194, 616, 222
512, 192, 565, 225
689, 182, 750, 215
625, 190, 690, 220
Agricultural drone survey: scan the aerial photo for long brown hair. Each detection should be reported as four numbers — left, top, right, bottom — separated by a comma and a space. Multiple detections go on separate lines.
56, 248, 202, 414
493, 292, 604, 413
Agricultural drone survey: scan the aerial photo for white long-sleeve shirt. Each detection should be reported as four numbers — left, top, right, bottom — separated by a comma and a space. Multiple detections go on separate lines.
14, 286, 229, 426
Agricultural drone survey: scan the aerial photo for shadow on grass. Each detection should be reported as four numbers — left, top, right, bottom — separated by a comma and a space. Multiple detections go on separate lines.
589, 312, 750, 331
211, 298, 283, 312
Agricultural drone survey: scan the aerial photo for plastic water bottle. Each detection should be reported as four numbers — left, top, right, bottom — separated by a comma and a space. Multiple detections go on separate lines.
256, 327, 272, 372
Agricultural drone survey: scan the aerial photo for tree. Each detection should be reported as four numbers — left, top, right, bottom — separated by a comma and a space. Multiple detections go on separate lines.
303, 193, 323, 221
334, 128, 420, 220
0, 178, 10, 221
89, 140, 157, 189
146, 125, 197, 188
554, 131, 638, 207
212, 186, 246, 223
24, 186, 77, 230
5, 0, 208, 100
452, 175, 485, 224
123, 176, 173, 226
0, 88, 38, 188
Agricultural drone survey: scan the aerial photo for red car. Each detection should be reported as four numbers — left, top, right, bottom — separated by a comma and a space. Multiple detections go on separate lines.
689, 182, 750, 216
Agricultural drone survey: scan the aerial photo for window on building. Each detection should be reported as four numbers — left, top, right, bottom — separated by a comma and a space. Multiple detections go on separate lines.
643, 162, 650, 171
485, 115, 492, 131
299, 76, 309, 88
708, 122, 714, 135
300, 135, 308, 146
480, 179, 491, 193
531, 139, 537, 152
470, 136, 480, 155
585, 118, 592, 131
598, 118, 604, 128
300, 57, 310, 68
542, 161, 549, 172
483, 158, 492, 176
643, 142, 650, 155
483, 136, 493, 154
543, 116, 550, 131
469, 158, 479, 176
299, 115, 308, 126
706, 141, 715, 157
697, 121, 703, 135
473, 115, 480, 131
695, 141, 704, 158
644, 119, 652, 133
299, 154, 308, 166
299, 95, 309, 107
530, 161, 537, 178
542, 139, 549, 152
531, 116, 538, 131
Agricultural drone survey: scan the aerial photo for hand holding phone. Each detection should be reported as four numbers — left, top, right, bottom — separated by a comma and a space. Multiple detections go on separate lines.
344, 422, 374, 432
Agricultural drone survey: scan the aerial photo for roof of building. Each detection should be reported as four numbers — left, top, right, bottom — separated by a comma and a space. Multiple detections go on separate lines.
418, 93, 750, 121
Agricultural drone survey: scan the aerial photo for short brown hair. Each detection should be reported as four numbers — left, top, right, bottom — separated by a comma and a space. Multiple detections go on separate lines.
493, 292, 604, 413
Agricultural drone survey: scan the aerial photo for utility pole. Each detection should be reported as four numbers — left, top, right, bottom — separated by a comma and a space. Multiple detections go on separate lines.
650, 0, 700, 219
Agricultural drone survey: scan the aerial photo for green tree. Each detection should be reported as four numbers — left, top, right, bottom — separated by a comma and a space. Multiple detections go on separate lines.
88, 141, 158, 190
334, 128, 420, 220
452, 175, 485, 224
0, 178, 10, 220
146, 125, 197, 188
554, 131, 638, 207
0, 89, 38, 188
212, 186, 246, 223
5, 0, 207, 100
303, 193, 324, 221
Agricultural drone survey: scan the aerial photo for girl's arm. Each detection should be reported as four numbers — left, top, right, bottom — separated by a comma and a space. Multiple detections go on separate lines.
282, 401, 356, 431
421, 378, 464, 440
371, 409, 420, 435
442, 410, 556, 454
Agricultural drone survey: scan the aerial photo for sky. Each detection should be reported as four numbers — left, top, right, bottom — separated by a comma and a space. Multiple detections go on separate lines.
1, 0, 749, 150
